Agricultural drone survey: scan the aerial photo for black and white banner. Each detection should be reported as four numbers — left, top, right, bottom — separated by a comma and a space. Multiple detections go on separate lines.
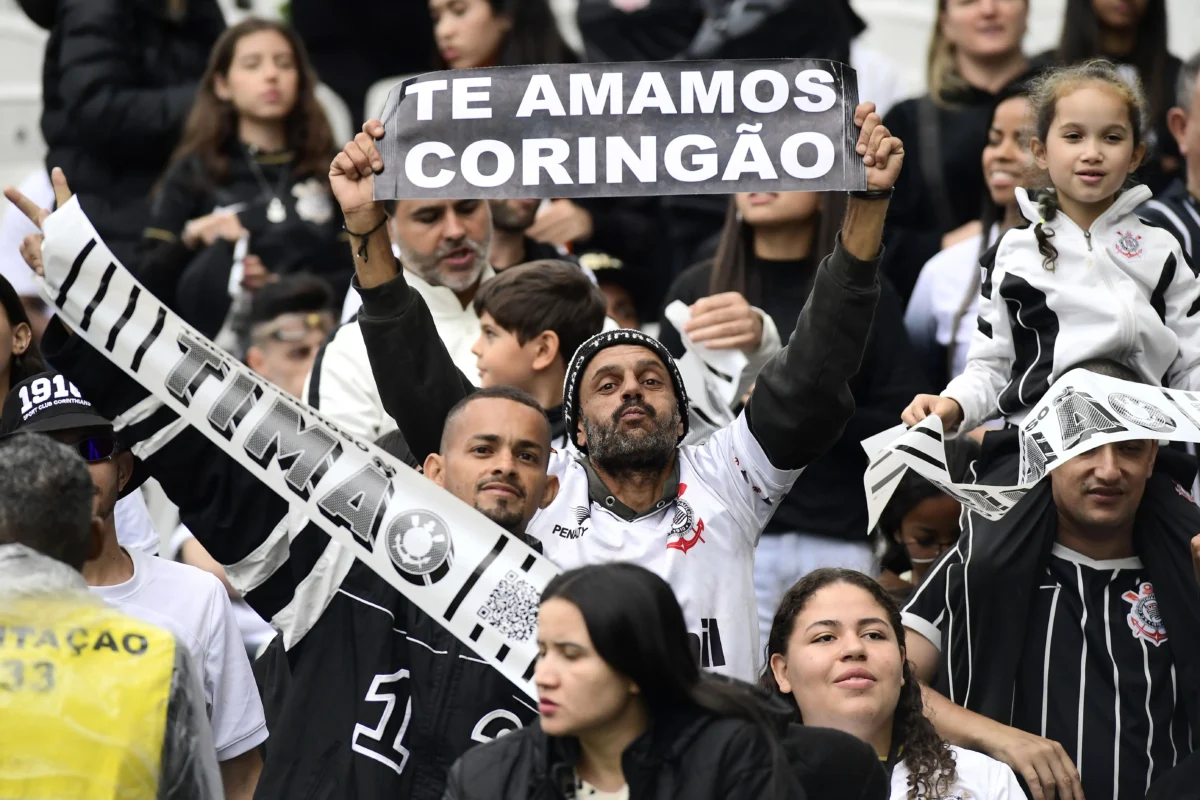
864, 369, 1200, 531
374, 60, 866, 200
39, 199, 558, 699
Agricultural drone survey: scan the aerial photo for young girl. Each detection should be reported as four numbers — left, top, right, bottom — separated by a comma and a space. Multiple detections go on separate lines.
137, 19, 350, 337
903, 59, 1200, 436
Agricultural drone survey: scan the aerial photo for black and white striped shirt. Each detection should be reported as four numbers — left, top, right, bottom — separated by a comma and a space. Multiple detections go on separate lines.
1012, 546, 1191, 800
1139, 180, 1200, 262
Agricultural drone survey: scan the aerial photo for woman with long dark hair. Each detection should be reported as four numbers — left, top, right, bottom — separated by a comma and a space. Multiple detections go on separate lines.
431, 0, 574, 70
762, 569, 1023, 799
0, 274, 47, 403
442, 563, 810, 799
881, 0, 1033, 302
904, 84, 1034, 388
658, 191, 928, 648
137, 18, 348, 337
1037, 0, 1181, 191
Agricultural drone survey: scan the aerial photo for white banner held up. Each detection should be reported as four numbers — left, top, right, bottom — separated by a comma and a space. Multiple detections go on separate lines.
663, 299, 747, 430
863, 369, 1200, 531
39, 199, 558, 699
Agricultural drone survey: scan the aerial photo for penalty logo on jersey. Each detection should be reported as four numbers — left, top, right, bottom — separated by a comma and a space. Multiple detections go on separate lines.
1123, 581, 1168, 646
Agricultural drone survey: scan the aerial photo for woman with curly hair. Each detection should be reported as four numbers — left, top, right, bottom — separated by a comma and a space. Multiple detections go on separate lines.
761, 569, 1023, 799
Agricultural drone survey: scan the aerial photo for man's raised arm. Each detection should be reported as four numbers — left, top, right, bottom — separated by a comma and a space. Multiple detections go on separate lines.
331, 121, 474, 464
744, 103, 896, 470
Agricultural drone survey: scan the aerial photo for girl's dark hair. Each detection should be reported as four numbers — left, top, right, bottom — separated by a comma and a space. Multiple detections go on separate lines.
452, 0, 574, 68
758, 568, 957, 800
708, 192, 847, 301
165, 18, 335, 190
543, 563, 790, 799
1057, 0, 1169, 131
0, 275, 47, 392
1029, 59, 1149, 271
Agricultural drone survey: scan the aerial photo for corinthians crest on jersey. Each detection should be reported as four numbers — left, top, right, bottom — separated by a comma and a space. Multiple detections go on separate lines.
385, 509, 455, 585
666, 484, 705, 553
1123, 581, 1168, 646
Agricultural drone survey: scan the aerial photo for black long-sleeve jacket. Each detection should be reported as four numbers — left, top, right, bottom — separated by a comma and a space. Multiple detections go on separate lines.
40, 0, 225, 259
41, 320, 538, 800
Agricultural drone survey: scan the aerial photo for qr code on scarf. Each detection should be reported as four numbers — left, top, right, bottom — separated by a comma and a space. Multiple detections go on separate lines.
477, 570, 539, 641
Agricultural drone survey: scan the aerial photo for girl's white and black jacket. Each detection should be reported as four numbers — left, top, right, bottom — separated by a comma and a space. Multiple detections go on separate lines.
943, 186, 1200, 432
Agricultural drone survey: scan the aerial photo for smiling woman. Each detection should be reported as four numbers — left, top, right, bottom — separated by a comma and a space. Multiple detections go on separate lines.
761, 569, 1024, 800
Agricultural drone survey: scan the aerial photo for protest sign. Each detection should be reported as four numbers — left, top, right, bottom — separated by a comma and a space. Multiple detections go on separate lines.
863, 369, 1200, 531
38, 198, 558, 699
374, 59, 866, 200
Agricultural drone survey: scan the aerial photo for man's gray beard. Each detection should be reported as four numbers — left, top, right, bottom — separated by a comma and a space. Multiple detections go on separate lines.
582, 404, 680, 478
396, 229, 493, 293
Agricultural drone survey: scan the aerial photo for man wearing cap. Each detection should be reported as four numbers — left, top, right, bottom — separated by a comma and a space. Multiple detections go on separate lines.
0, 371, 268, 800
330, 103, 904, 681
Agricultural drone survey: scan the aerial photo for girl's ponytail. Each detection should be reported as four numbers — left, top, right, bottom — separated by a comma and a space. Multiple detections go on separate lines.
1034, 191, 1059, 272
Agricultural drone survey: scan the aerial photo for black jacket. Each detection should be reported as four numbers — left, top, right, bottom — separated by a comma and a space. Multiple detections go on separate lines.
40, 319, 539, 800
443, 696, 887, 800
658, 257, 928, 541
137, 148, 353, 335
41, 0, 225, 260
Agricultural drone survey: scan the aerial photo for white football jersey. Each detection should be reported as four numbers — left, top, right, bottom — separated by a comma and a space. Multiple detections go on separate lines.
532, 413, 801, 681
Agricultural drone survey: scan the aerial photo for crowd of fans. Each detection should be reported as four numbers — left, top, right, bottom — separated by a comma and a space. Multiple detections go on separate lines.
3, 0, 1200, 798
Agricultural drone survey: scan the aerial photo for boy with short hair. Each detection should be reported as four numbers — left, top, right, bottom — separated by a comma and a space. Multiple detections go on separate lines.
471, 259, 607, 446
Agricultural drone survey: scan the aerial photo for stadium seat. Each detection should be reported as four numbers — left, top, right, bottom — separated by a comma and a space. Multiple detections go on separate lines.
315, 82, 354, 146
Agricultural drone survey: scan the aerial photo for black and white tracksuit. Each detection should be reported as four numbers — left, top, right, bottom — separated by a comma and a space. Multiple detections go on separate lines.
943, 186, 1200, 432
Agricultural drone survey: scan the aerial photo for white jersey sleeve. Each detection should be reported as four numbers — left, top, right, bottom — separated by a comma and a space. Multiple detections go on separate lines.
684, 412, 804, 549
1162, 236, 1200, 392
943, 251, 1015, 433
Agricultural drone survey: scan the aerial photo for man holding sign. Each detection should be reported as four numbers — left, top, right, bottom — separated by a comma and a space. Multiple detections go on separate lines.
332, 93, 901, 681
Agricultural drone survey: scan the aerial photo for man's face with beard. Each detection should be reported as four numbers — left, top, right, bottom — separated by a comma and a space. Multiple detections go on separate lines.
488, 199, 540, 233
425, 397, 559, 535
576, 345, 682, 476
49, 428, 131, 522
390, 199, 494, 294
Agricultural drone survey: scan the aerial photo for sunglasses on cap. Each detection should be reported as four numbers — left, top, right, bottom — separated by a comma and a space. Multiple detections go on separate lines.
71, 434, 118, 463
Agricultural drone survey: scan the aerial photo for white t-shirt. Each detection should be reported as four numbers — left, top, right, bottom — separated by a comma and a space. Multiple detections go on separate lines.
890, 746, 1024, 799
904, 226, 999, 381
114, 492, 161, 555
533, 413, 801, 681
90, 548, 268, 761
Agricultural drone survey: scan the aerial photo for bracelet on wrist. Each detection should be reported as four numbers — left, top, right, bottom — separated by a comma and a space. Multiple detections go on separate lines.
344, 216, 389, 261
849, 188, 894, 201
